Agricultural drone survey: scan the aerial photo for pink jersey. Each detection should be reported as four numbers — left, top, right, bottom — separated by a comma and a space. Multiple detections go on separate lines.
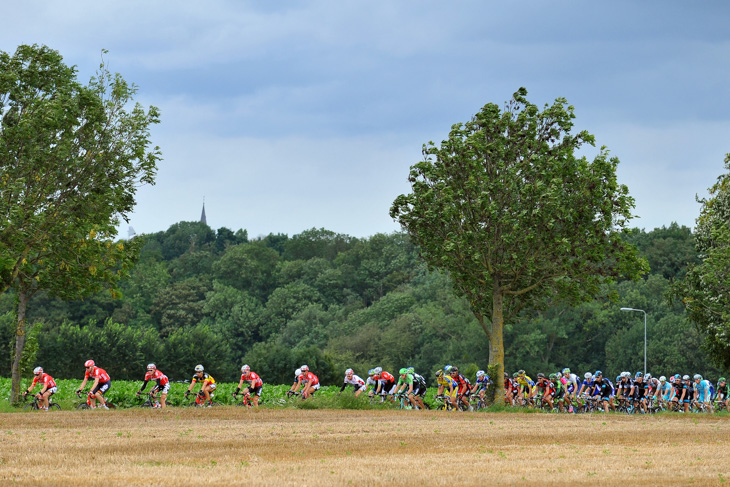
144, 369, 169, 385
31, 373, 56, 389
85, 367, 110, 382
241, 371, 263, 388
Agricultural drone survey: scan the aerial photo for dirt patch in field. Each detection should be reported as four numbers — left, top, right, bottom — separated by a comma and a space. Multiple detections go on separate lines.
0, 409, 728, 485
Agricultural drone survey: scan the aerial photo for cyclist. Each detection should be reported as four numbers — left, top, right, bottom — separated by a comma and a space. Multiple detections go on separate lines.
393, 368, 420, 409
629, 372, 648, 413
714, 377, 729, 412
670, 374, 684, 411
77, 360, 111, 409
407, 367, 428, 409
616, 372, 633, 410
449, 366, 471, 410
655, 376, 674, 409
435, 369, 458, 410
693, 374, 712, 412
678, 375, 694, 413
339, 368, 367, 397
372, 368, 397, 401
471, 370, 491, 405
137, 363, 170, 408
235, 365, 263, 406
186, 365, 217, 406
289, 365, 320, 399
550, 373, 566, 412
515, 370, 535, 405
23, 367, 57, 411
561, 368, 579, 412
532, 373, 554, 410
593, 371, 614, 413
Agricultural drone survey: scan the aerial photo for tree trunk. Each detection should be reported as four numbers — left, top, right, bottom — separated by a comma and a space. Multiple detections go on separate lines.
489, 285, 505, 403
10, 289, 29, 405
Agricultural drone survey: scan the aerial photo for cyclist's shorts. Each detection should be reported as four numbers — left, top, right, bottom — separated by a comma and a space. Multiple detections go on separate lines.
250, 385, 263, 397
92, 381, 111, 395
46, 387, 58, 396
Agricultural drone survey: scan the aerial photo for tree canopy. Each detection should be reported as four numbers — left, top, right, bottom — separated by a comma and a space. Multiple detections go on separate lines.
672, 153, 730, 369
0, 44, 161, 401
390, 88, 648, 394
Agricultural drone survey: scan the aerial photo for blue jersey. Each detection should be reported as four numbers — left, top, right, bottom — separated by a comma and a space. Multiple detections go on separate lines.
696, 380, 711, 400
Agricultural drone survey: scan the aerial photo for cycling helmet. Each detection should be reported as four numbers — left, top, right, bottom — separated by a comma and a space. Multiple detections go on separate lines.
33, 367, 43, 375
504, 372, 509, 378
435, 369, 443, 378
406, 367, 415, 374
719, 377, 727, 383
241, 364, 250, 374
444, 365, 453, 373
594, 370, 602, 377
645, 373, 652, 380
537, 373, 545, 379
84, 360, 95, 368
147, 363, 156, 371
635, 372, 643, 379
517, 369, 525, 376
476, 370, 485, 378
450, 367, 459, 374
693, 374, 702, 381
345, 368, 354, 376
399, 368, 408, 375
301, 365, 309, 372
562, 368, 571, 375
682, 375, 690, 381
194, 364, 204, 372
548, 373, 557, 380
659, 376, 666, 382
584, 372, 592, 379
373, 367, 382, 375
512, 372, 519, 378
295, 368, 302, 377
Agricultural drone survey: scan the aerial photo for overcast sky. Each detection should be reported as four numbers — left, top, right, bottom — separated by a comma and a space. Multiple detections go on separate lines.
3, 1, 729, 238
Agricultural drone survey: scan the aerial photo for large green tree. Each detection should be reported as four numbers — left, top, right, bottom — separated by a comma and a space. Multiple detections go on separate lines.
390, 88, 647, 398
672, 154, 730, 369
0, 45, 160, 401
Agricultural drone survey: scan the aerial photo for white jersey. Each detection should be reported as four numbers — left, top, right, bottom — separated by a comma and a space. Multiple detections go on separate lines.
344, 374, 366, 388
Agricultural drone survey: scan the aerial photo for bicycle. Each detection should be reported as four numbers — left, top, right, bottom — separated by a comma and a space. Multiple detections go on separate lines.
234, 392, 253, 407
138, 392, 161, 408
75, 391, 116, 410
433, 394, 456, 411
23, 394, 61, 411
185, 391, 221, 407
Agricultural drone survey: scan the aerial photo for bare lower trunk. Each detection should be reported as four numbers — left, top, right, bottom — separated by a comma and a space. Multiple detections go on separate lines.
489, 286, 505, 403
10, 289, 29, 405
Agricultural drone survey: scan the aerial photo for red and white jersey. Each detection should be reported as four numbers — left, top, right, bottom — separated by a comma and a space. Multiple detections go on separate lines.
85, 367, 110, 382
299, 371, 319, 386
374, 371, 395, 384
144, 369, 169, 386
241, 371, 263, 388
344, 374, 366, 388
31, 373, 56, 389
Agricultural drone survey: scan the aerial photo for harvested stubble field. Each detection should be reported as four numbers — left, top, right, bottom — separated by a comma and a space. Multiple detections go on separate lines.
0, 409, 728, 486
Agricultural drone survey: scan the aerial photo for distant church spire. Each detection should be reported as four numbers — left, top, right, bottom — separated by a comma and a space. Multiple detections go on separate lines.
200, 197, 207, 225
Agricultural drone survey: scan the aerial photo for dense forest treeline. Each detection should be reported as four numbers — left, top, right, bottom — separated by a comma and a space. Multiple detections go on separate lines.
0, 221, 721, 385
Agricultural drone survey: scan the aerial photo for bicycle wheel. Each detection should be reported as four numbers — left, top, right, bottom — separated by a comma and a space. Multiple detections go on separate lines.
49, 402, 61, 411
77, 403, 91, 410
23, 402, 37, 411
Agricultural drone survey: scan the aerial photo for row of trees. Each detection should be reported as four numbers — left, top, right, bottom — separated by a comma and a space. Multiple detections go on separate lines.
0, 222, 722, 385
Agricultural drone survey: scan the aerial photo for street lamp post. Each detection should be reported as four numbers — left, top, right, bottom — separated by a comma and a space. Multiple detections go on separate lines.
620, 307, 647, 376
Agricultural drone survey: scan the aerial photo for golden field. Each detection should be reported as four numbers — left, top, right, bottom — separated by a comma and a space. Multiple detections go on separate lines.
0, 408, 728, 486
